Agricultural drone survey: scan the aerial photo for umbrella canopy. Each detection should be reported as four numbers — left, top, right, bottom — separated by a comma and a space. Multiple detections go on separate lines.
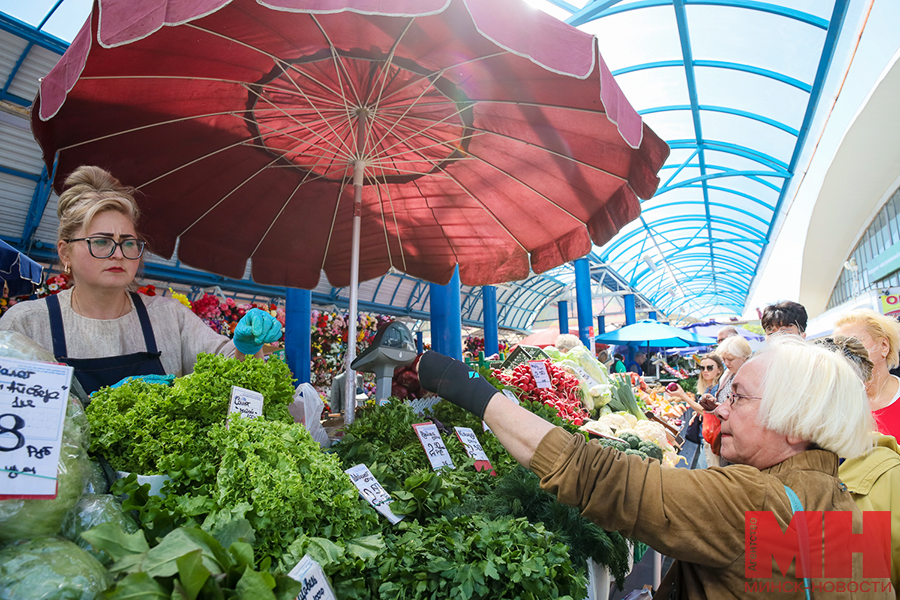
594, 319, 716, 348
516, 327, 563, 349
0, 240, 43, 297
32, 0, 667, 290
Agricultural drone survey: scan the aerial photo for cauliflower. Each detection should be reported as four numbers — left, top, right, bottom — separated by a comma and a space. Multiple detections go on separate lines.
597, 413, 631, 431
615, 411, 638, 428
580, 420, 614, 437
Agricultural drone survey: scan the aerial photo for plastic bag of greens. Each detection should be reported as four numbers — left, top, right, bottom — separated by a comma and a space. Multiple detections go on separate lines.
0, 537, 111, 600
0, 398, 90, 542
0, 331, 90, 542
61, 494, 138, 565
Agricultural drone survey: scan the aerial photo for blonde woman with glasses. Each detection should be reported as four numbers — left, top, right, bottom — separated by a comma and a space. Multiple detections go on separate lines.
0, 166, 282, 397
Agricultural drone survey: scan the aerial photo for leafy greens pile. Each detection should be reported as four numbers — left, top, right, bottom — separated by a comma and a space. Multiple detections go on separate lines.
86, 353, 295, 474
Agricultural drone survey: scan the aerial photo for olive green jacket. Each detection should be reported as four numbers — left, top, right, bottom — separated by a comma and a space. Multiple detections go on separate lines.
530, 428, 893, 599
840, 434, 900, 593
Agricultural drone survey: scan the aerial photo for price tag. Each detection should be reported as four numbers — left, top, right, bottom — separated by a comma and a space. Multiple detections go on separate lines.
502, 389, 520, 404
0, 358, 73, 500
345, 463, 403, 524
454, 427, 489, 461
528, 361, 552, 389
412, 422, 455, 471
287, 554, 337, 600
228, 386, 264, 420
573, 366, 601, 388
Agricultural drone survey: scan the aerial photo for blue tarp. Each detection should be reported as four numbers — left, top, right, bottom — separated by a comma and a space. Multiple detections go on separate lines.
1, 240, 42, 297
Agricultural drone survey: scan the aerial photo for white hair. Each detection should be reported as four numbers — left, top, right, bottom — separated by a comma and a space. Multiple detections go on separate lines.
717, 335, 752, 360
754, 336, 873, 459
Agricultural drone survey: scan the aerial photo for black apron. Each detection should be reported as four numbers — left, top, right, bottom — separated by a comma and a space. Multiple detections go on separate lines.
46, 291, 167, 397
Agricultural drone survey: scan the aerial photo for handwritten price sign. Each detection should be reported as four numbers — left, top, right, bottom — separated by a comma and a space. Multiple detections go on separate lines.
345, 463, 403, 524
412, 422, 455, 471
0, 358, 73, 499
288, 554, 337, 600
528, 361, 552, 389
228, 386, 264, 421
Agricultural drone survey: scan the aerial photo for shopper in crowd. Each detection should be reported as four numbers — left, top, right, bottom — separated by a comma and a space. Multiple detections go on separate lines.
699, 337, 753, 467
716, 325, 738, 344
833, 308, 900, 439
668, 353, 725, 466
416, 337, 889, 599
626, 351, 647, 375
761, 300, 808, 338
612, 353, 627, 373
816, 335, 900, 593
0, 166, 282, 395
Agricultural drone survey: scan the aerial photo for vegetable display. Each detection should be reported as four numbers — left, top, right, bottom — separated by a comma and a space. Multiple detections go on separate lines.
0, 537, 111, 600
492, 360, 589, 425
85, 353, 295, 474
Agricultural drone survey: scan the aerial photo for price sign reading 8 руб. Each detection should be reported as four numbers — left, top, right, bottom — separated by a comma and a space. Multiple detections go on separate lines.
0, 358, 74, 499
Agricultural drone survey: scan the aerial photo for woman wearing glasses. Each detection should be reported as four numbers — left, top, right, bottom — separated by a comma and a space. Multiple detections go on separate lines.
666, 353, 724, 466
414, 337, 889, 598
0, 166, 281, 395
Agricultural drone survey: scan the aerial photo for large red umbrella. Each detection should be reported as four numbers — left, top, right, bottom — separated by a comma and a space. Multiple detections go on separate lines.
32, 0, 668, 418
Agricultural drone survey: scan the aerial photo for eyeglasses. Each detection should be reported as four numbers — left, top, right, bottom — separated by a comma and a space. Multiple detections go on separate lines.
764, 324, 801, 336
726, 391, 762, 407
65, 237, 146, 260
700, 365, 717, 371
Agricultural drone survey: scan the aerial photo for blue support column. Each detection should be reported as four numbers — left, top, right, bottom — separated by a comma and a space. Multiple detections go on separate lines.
624, 294, 636, 325
557, 300, 569, 334
574, 258, 593, 348
648, 311, 657, 321
597, 315, 605, 334
624, 293, 637, 367
416, 331, 424, 354
482, 285, 499, 356
285, 288, 311, 383
429, 267, 463, 359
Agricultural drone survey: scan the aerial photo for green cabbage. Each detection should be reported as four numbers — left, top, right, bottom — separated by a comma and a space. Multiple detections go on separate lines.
61, 494, 138, 565
0, 537, 111, 599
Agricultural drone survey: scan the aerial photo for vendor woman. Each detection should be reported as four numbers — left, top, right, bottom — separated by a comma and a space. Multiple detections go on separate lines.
0, 166, 282, 395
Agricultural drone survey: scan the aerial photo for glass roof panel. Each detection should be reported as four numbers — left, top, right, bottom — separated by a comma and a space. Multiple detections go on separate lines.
640, 110, 697, 143
612, 67, 690, 112
693, 67, 809, 129
578, 6, 683, 69
700, 111, 797, 164
687, 5, 827, 82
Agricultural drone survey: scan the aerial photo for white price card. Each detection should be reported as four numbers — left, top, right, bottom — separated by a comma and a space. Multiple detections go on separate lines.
454, 427, 489, 461
412, 422, 455, 471
573, 366, 601, 388
228, 386, 264, 420
345, 463, 403, 524
288, 554, 337, 600
528, 361, 552, 389
0, 357, 74, 499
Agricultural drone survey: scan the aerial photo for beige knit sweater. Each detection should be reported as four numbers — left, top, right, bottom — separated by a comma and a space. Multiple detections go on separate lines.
0, 288, 234, 376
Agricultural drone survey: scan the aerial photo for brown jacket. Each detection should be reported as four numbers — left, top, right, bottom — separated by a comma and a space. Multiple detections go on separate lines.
530, 427, 893, 599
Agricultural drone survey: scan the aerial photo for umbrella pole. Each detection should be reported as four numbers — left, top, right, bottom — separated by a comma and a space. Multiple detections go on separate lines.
344, 112, 368, 425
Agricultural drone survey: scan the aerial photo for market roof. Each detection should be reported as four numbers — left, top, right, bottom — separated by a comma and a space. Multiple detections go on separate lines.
0, 0, 858, 323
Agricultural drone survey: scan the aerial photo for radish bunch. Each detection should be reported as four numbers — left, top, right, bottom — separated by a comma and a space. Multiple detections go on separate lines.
493, 360, 589, 425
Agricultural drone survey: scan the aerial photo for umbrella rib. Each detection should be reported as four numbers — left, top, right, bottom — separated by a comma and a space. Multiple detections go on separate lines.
309, 14, 363, 155
320, 170, 352, 273
364, 17, 415, 159
367, 163, 409, 274
366, 104, 476, 166
379, 133, 529, 255
391, 121, 591, 229
176, 155, 286, 239
246, 80, 354, 162
248, 149, 336, 259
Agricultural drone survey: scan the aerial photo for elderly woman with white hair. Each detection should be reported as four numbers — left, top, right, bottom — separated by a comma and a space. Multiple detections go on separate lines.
416, 336, 890, 599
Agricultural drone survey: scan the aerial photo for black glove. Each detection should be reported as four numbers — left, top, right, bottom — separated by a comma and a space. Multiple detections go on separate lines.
418, 351, 499, 419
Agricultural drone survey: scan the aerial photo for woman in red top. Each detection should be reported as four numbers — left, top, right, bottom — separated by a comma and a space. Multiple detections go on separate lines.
834, 308, 900, 440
